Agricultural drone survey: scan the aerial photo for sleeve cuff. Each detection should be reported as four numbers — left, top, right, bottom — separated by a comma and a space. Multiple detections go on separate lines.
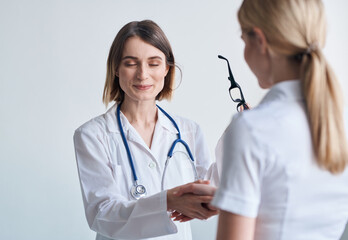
211, 188, 259, 218
138, 190, 178, 233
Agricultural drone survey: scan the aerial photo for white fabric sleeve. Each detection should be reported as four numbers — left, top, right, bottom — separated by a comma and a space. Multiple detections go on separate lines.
205, 162, 219, 187
211, 114, 266, 218
73, 127, 177, 239
193, 124, 214, 180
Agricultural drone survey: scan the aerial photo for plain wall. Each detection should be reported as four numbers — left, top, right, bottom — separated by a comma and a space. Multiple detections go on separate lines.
0, 0, 347, 239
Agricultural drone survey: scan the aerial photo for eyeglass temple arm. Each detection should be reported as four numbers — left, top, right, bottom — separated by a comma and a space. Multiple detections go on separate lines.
218, 55, 249, 111
218, 55, 236, 84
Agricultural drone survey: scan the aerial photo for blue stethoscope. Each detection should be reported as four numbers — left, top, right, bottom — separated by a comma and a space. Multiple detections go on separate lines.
116, 104, 198, 200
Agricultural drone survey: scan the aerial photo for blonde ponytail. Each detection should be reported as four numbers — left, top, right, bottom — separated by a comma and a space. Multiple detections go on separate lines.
301, 49, 348, 173
238, 0, 348, 174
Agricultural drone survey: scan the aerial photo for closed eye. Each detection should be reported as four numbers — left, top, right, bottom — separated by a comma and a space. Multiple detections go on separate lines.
125, 63, 137, 67
148, 60, 162, 67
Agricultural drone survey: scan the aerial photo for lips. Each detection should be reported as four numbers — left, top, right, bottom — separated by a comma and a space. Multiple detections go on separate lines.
134, 85, 152, 90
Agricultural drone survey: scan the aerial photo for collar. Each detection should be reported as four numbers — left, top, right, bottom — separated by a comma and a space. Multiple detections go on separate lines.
104, 103, 122, 133
104, 103, 178, 134
260, 80, 303, 105
156, 105, 179, 134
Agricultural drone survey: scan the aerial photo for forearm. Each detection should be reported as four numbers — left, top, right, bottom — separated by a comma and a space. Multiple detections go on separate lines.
216, 210, 256, 240
86, 191, 177, 239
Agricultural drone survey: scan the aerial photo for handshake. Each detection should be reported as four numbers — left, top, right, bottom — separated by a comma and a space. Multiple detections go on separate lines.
167, 180, 218, 222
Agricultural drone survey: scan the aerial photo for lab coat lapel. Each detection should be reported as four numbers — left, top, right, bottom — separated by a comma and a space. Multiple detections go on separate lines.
106, 104, 179, 165
124, 121, 153, 155
122, 113, 161, 163
105, 105, 153, 158
150, 108, 179, 164
104, 103, 119, 133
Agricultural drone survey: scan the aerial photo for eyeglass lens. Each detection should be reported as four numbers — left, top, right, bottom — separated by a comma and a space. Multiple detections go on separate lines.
229, 88, 243, 102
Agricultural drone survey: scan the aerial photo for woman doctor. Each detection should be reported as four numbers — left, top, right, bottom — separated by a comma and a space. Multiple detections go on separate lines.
73, 20, 217, 240
211, 0, 348, 239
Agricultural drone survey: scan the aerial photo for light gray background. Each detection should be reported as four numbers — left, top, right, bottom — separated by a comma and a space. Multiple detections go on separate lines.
1, 0, 347, 239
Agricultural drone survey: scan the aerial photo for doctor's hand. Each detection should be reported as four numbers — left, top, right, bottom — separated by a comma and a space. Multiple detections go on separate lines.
167, 181, 218, 222
174, 180, 216, 198
174, 180, 218, 210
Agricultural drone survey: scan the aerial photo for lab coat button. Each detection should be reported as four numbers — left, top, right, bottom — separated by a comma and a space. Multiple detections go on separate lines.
148, 162, 156, 169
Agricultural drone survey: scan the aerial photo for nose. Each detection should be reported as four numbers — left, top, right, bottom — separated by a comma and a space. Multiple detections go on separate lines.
136, 63, 149, 81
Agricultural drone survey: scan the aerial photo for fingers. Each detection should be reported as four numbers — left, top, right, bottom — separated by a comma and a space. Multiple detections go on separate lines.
171, 196, 215, 220
174, 180, 210, 197
194, 204, 218, 220
174, 184, 194, 197
171, 211, 181, 218
174, 182, 216, 197
239, 103, 252, 112
206, 203, 219, 211
177, 216, 193, 222
194, 179, 210, 184
170, 202, 219, 221
168, 185, 218, 221
190, 196, 218, 219
192, 184, 216, 196
171, 182, 193, 196
206, 209, 219, 218
172, 213, 193, 222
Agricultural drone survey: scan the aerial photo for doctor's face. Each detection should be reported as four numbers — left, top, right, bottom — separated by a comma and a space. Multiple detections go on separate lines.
117, 37, 169, 104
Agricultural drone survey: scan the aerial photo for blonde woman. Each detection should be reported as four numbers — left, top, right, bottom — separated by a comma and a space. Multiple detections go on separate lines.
211, 0, 348, 239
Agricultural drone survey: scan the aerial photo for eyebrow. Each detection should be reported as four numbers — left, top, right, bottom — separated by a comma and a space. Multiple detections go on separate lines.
122, 56, 163, 61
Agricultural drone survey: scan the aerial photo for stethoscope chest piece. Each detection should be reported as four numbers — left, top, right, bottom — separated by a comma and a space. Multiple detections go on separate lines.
131, 183, 147, 200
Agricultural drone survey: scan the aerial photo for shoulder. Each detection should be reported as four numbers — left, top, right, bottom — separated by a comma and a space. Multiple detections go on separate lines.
221, 106, 276, 153
224, 109, 266, 138
74, 113, 108, 139
74, 104, 117, 138
171, 114, 202, 134
231, 98, 302, 135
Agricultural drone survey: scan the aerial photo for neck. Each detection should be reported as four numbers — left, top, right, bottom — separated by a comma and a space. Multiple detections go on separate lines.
120, 98, 158, 126
269, 53, 301, 86
120, 98, 158, 148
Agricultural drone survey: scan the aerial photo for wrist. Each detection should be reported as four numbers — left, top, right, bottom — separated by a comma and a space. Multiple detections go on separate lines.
166, 189, 175, 211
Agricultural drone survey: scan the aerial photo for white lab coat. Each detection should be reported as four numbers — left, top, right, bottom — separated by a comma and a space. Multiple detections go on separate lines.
73, 103, 216, 240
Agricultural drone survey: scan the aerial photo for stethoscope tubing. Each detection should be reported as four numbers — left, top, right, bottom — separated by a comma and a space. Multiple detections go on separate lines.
116, 104, 198, 199
117, 105, 139, 182
161, 155, 198, 191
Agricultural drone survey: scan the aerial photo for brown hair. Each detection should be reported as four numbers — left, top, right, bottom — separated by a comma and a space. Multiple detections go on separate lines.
238, 0, 348, 173
103, 20, 176, 106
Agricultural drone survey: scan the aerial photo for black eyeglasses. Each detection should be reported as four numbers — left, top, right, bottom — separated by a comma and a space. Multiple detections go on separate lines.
218, 55, 249, 112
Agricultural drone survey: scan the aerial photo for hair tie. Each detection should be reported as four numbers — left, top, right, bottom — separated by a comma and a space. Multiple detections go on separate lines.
306, 42, 318, 55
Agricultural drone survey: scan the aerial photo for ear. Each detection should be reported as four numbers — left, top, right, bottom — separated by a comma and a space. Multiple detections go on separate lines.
252, 27, 268, 54
165, 65, 170, 76
115, 70, 119, 77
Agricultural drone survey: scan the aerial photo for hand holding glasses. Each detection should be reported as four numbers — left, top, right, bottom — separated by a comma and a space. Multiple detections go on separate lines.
218, 55, 249, 112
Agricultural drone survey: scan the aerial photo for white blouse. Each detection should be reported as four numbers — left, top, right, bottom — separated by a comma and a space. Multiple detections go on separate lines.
74, 103, 214, 240
212, 80, 348, 240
